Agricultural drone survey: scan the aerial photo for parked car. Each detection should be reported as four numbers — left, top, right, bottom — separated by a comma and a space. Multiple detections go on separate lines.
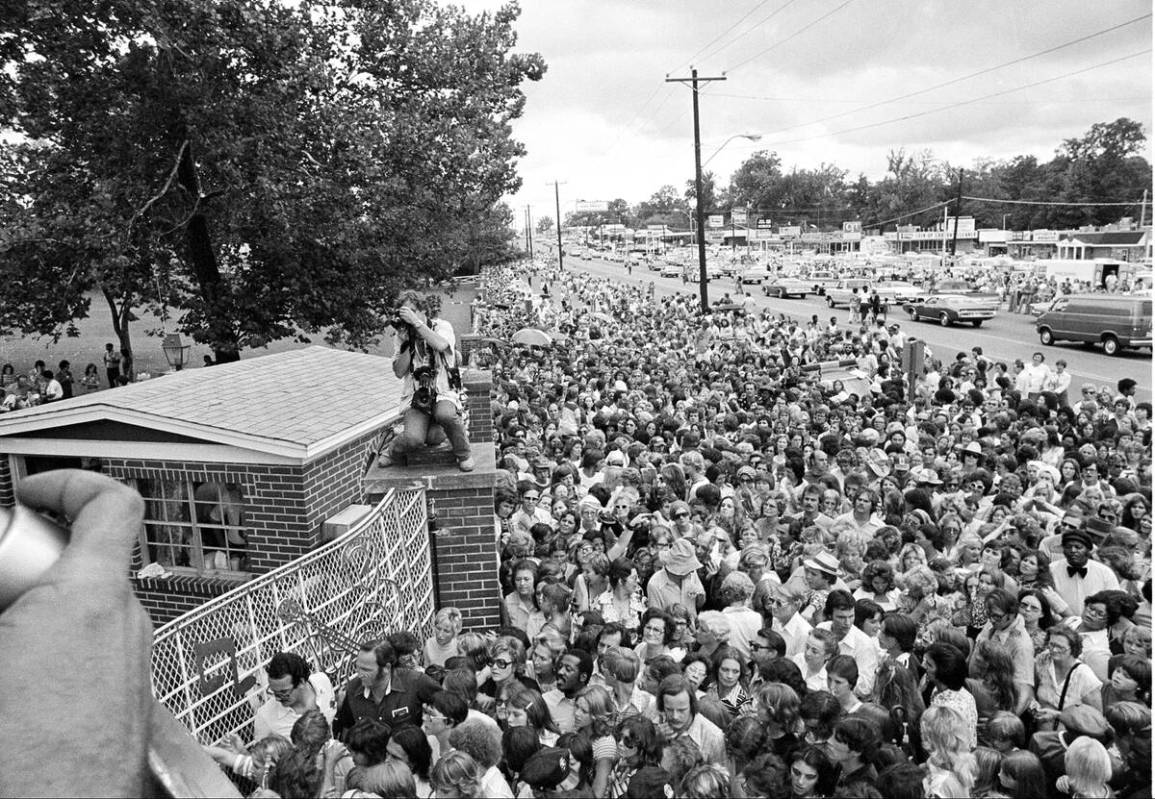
807, 270, 840, 295
902, 294, 998, 327
1036, 294, 1152, 356
824, 279, 873, 308
660, 262, 682, 278
873, 280, 922, 303
762, 277, 811, 298
740, 265, 772, 284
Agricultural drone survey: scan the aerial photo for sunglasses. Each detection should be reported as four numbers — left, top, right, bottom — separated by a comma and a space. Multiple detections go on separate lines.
673, 512, 690, 519
620, 736, 638, 748
492, 658, 513, 669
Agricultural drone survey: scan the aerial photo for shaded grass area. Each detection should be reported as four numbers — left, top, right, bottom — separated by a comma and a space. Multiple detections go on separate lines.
0, 288, 479, 378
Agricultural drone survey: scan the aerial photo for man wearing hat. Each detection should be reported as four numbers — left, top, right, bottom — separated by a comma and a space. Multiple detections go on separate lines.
646, 538, 706, 622
1049, 524, 1119, 615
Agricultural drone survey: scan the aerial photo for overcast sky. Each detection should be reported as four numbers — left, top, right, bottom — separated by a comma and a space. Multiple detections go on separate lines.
452, 0, 1152, 227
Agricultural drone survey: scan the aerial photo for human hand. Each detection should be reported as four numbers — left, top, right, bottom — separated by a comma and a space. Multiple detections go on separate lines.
398, 306, 424, 328
0, 470, 153, 796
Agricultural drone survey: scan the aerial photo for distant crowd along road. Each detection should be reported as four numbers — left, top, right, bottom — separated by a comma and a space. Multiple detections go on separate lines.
565, 254, 1152, 404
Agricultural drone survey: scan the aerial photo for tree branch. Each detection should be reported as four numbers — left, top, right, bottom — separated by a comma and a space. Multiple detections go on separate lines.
128, 140, 189, 232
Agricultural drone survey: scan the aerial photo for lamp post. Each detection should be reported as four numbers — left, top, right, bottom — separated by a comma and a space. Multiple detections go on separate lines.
703, 133, 762, 168
162, 333, 190, 371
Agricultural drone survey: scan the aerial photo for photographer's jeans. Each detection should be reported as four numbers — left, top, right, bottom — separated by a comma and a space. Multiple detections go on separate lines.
388, 400, 471, 464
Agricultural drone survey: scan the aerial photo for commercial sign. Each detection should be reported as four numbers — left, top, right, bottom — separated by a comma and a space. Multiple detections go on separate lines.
779, 225, 801, 239
574, 200, 608, 213
1031, 229, 1059, 243
946, 216, 976, 238
842, 221, 862, 233
757, 218, 775, 228
707, 214, 725, 229
731, 208, 748, 225
646, 224, 668, 231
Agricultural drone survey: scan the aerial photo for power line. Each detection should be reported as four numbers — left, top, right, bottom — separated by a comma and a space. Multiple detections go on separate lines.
752, 49, 1151, 150
674, 0, 777, 74
733, 12, 1152, 139
710, 92, 1149, 106
962, 195, 1144, 207
727, 0, 858, 72
693, 0, 801, 68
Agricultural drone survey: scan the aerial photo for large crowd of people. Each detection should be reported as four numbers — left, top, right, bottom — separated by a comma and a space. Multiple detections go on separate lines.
203, 258, 1148, 798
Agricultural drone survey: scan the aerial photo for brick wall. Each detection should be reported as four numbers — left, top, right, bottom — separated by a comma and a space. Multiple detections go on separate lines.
105, 426, 385, 626
364, 368, 500, 632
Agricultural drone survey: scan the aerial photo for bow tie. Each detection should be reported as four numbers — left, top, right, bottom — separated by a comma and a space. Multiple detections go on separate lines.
1067, 565, 1088, 579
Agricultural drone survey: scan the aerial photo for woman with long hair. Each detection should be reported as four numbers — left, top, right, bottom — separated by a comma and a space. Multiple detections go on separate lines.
920, 705, 978, 799
386, 726, 433, 799
784, 744, 837, 799
500, 683, 559, 746
972, 640, 1019, 716
606, 716, 661, 799
996, 749, 1049, 799
872, 660, 926, 752
429, 750, 483, 799
705, 645, 751, 722
572, 684, 618, 798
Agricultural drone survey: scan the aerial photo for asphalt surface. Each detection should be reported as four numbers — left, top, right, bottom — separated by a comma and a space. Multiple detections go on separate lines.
555, 254, 1153, 403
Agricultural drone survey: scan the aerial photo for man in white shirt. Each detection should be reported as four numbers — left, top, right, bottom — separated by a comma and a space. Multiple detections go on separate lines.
1015, 352, 1051, 399
816, 590, 878, 698
769, 583, 813, 659
253, 652, 337, 741
1049, 528, 1119, 616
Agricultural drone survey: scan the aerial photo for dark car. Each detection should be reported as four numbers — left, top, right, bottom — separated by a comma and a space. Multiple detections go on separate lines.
902, 294, 998, 327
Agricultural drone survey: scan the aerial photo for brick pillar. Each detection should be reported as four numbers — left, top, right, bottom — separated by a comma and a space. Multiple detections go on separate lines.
364, 368, 500, 632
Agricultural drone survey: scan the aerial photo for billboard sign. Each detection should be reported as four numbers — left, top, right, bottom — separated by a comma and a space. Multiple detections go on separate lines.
707, 214, 725, 229
731, 208, 748, 225
574, 200, 608, 213
779, 225, 801, 239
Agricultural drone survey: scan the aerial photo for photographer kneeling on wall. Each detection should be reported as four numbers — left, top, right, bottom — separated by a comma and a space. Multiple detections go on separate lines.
379, 290, 474, 472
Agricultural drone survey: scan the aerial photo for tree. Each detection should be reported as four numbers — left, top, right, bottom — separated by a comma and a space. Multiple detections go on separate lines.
0, 0, 545, 363
536, 215, 555, 234
1055, 118, 1151, 227
635, 185, 689, 228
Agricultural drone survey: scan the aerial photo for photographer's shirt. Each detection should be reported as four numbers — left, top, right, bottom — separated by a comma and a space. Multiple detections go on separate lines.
396, 317, 461, 410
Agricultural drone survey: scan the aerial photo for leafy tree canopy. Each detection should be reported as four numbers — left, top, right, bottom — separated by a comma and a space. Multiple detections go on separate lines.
0, 0, 545, 360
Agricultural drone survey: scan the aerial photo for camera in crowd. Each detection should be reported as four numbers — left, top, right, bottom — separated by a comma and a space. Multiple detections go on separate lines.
411, 366, 438, 414
385, 308, 416, 338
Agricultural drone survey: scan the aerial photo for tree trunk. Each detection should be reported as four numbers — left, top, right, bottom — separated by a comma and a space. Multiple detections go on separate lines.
174, 138, 240, 365
101, 287, 134, 383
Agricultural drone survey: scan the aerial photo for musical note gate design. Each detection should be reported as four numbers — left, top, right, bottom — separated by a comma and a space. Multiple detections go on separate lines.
149, 488, 433, 744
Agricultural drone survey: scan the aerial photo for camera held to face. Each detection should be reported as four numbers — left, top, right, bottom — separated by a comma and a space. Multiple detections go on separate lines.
411, 366, 438, 414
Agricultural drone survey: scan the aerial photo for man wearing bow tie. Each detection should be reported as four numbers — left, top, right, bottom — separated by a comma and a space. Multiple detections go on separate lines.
1050, 526, 1118, 616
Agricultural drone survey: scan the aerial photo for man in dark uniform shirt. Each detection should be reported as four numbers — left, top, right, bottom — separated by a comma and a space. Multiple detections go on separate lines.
332, 639, 440, 741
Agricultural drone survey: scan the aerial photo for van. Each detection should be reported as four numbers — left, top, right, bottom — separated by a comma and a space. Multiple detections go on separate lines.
1035, 294, 1152, 356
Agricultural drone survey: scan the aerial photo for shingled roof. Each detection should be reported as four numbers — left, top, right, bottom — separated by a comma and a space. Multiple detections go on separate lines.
0, 347, 403, 460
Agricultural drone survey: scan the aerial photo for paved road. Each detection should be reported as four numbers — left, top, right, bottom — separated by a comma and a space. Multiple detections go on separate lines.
554, 255, 1152, 402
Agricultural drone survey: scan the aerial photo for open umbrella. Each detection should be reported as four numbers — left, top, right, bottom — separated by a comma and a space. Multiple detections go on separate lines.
511, 327, 553, 348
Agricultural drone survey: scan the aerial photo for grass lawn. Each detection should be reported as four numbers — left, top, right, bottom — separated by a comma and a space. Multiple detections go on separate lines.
0, 288, 479, 380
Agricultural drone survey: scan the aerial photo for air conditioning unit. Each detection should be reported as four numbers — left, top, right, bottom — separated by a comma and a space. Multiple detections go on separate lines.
321, 504, 372, 543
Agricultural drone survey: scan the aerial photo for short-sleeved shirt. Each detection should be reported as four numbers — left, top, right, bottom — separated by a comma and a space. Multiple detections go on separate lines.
331, 667, 440, 740
543, 689, 577, 734
253, 673, 337, 741
1034, 653, 1102, 712
930, 687, 978, 751
974, 615, 1036, 693
646, 569, 705, 621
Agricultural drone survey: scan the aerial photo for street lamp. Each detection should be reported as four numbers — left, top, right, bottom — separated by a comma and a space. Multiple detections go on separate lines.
162, 333, 190, 371
703, 133, 762, 167
693, 132, 762, 313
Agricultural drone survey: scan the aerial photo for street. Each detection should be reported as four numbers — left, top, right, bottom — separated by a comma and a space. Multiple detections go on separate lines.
560, 254, 1153, 402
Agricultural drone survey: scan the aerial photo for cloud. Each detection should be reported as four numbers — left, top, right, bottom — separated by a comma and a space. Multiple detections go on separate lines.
452, 0, 1152, 215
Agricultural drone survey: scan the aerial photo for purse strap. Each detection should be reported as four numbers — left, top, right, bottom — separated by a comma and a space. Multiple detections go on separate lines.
1057, 662, 1082, 710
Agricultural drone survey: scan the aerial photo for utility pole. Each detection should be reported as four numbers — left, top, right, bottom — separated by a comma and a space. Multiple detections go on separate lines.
667, 68, 726, 314
1139, 188, 1148, 229
549, 180, 566, 273
949, 168, 964, 257
525, 205, 534, 258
